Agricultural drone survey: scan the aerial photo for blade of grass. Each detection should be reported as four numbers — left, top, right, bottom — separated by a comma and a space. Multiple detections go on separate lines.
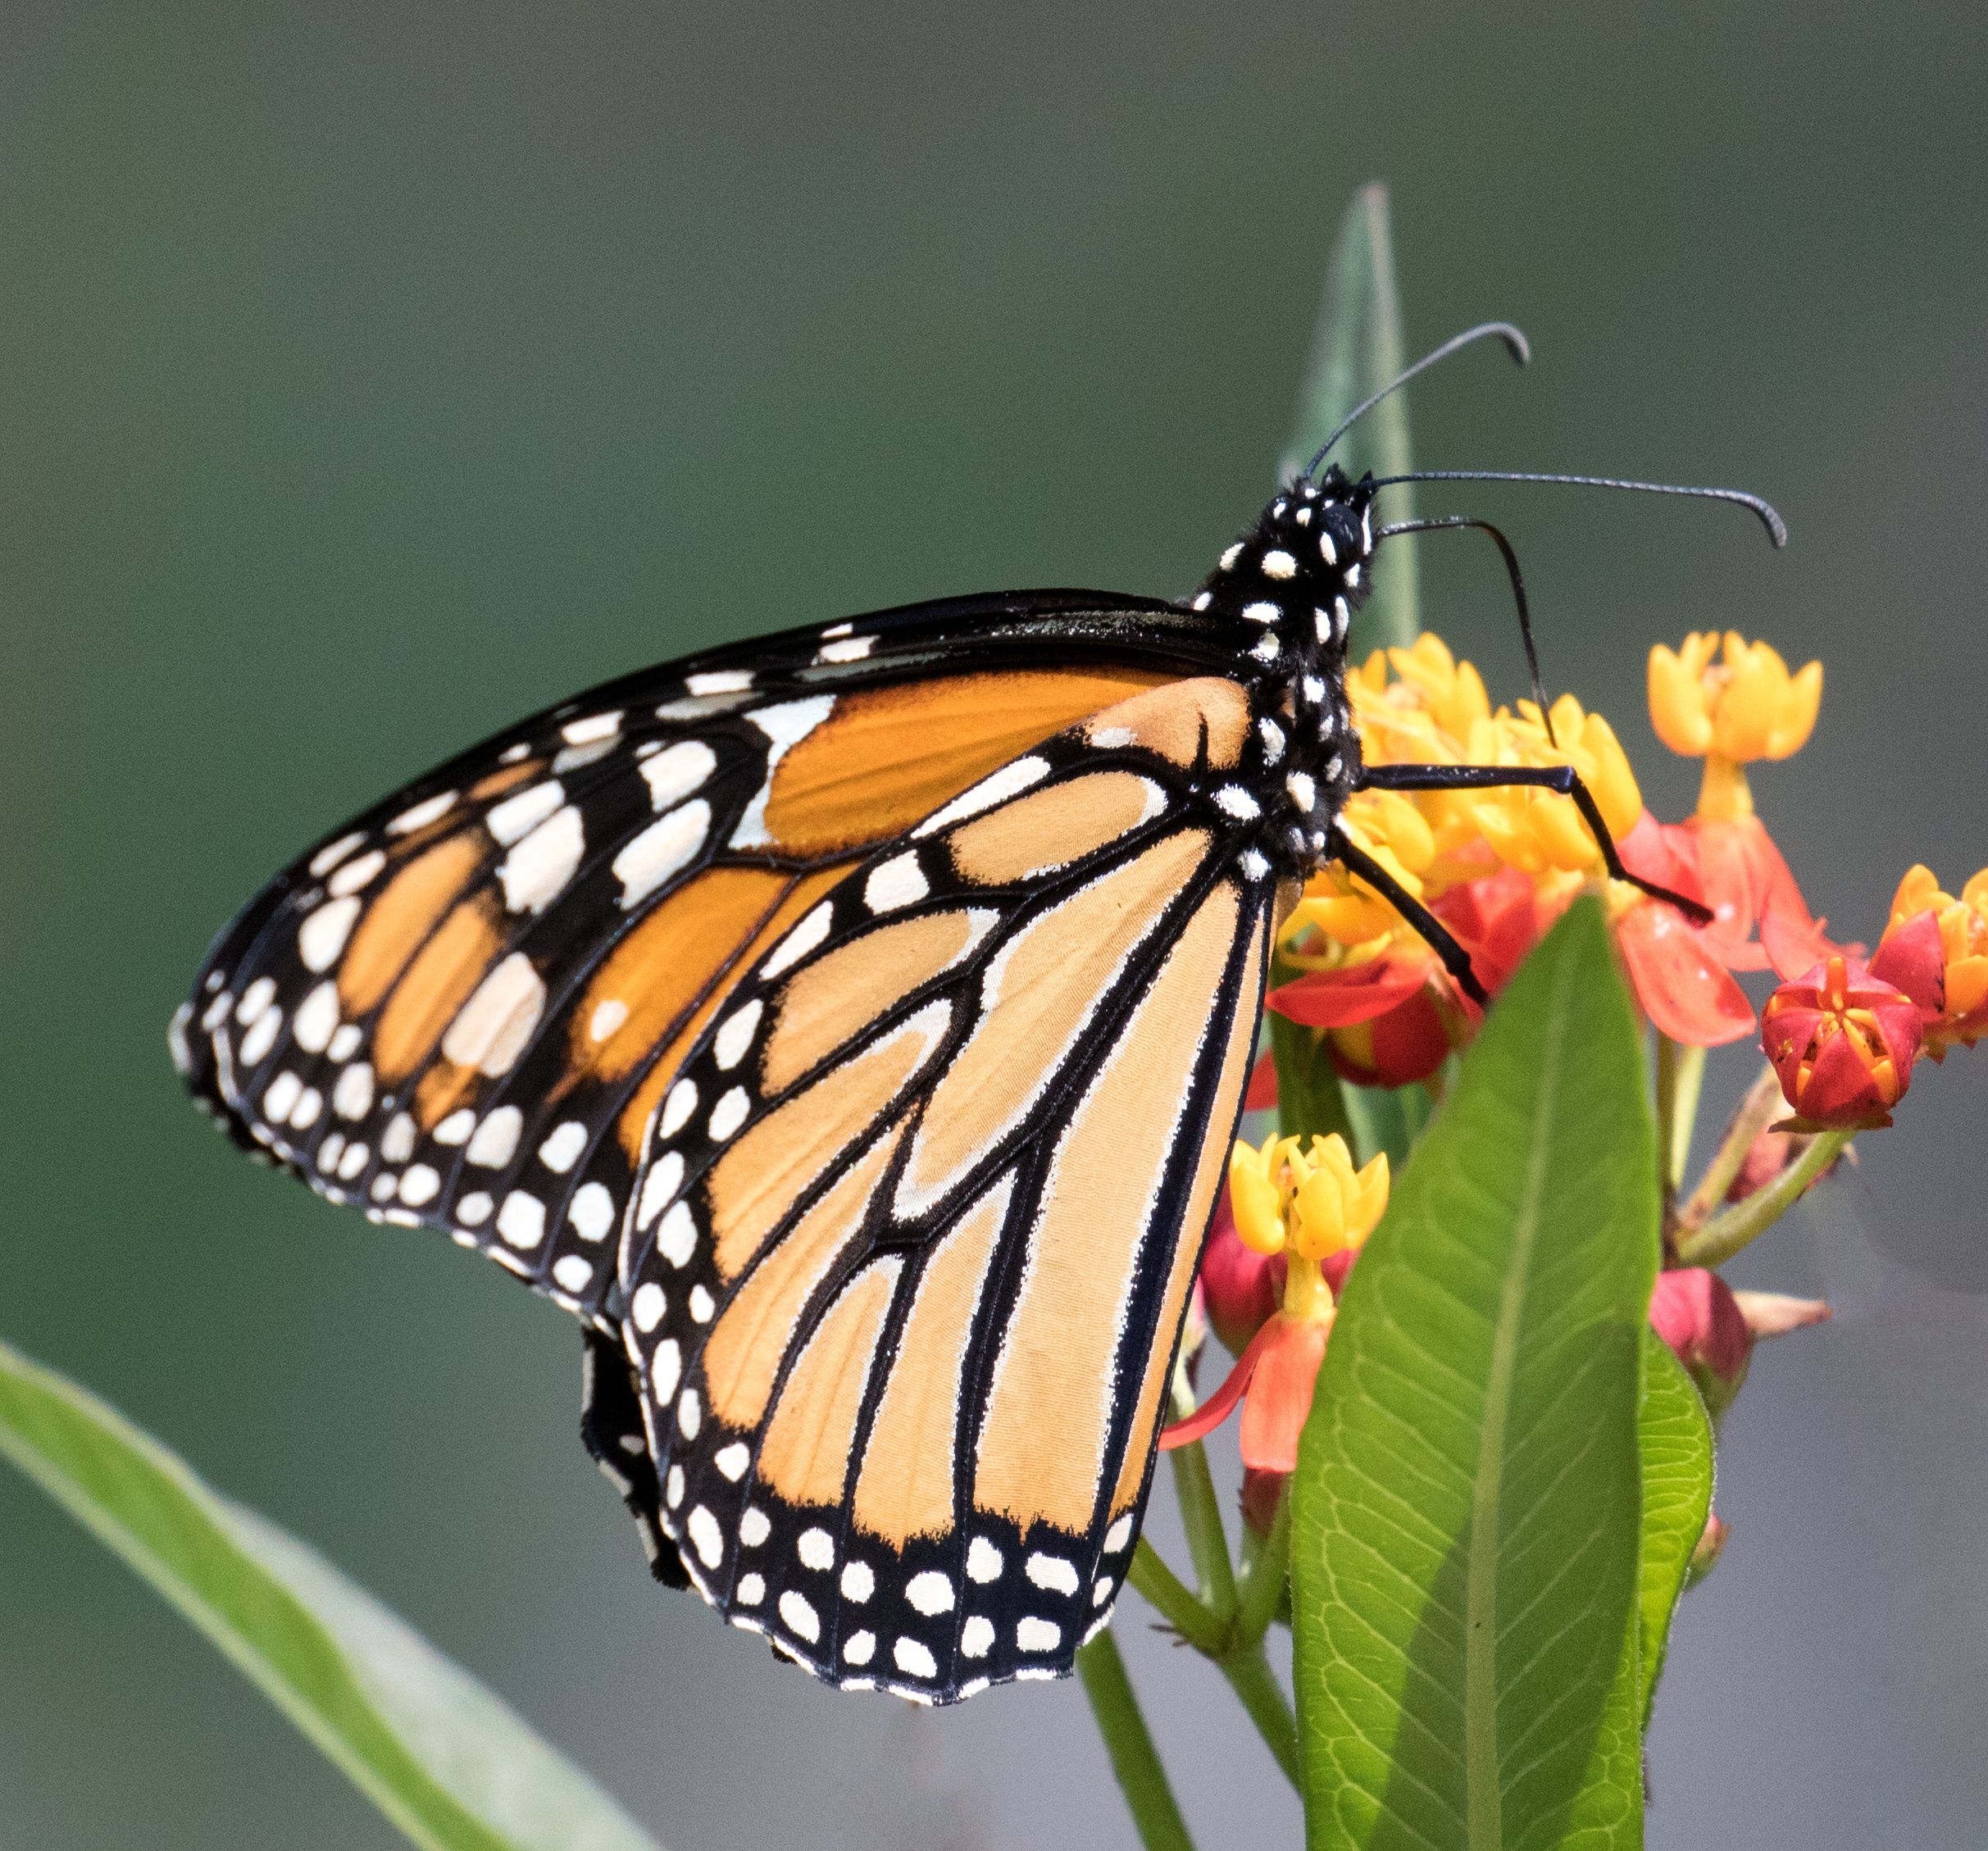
1280, 181, 1418, 653
0, 1335, 661, 1851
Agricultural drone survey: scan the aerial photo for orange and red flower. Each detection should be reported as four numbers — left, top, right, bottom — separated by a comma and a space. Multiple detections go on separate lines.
1761, 953, 1922, 1129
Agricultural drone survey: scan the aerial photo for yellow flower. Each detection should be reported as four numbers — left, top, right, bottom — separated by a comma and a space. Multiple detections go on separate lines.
1280, 790, 1435, 949
1462, 696, 1643, 876
1227, 1131, 1390, 1262
1649, 631, 1822, 765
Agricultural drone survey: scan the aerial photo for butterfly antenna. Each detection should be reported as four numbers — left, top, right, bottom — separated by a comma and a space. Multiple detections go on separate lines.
1305, 322, 1531, 478
1372, 471, 1789, 548
1374, 516, 1556, 739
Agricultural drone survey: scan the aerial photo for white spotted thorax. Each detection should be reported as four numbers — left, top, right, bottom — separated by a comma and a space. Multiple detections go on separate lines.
1187, 465, 1372, 879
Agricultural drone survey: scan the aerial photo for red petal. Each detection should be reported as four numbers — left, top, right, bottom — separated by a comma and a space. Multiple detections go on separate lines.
1244, 1048, 1281, 1111
1236, 1317, 1330, 1473
1614, 899, 1757, 1045
1870, 911, 1947, 1016
1649, 1268, 1750, 1385
1329, 990, 1452, 1088
1199, 1205, 1285, 1358
1269, 954, 1432, 1028
1158, 1317, 1272, 1451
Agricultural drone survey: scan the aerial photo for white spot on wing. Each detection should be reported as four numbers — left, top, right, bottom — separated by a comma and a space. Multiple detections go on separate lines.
613, 800, 710, 907
631, 1281, 666, 1332
759, 902, 831, 980
496, 1191, 545, 1248
913, 756, 1051, 837
864, 853, 927, 912
309, 832, 366, 876
778, 1591, 821, 1643
1017, 1617, 1061, 1653
905, 1571, 954, 1616
687, 1505, 723, 1568
561, 711, 622, 746
840, 1561, 874, 1602
466, 1106, 523, 1167
387, 791, 457, 835
487, 781, 564, 847
893, 1637, 937, 1680
712, 999, 762, 1071
797, 1527, 835, 1571
657, 1200, 698, 1268
327, 849, 385, 898
498, 805, 585, 913
686, 670, 753, 696
298, 898, 362, 973
817, 635, 875, 663
640, 740, 717, 811
538, 1120, 588, 1172
960, 1616, 994, 1659
332, 1063, 374, 1122
440, 955, 545, 1076
966, 1537, 1003, 1583
552, 1253, 593, 1293
1026, 1553, 1080, 1596
569, 1181, 614, 1244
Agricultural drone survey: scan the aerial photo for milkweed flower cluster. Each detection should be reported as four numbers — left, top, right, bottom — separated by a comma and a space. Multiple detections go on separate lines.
1264, 630, 1838, 1086
1188, 620, 1981, 1568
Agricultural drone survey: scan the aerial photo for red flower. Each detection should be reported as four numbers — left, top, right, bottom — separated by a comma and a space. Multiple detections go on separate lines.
1761, 954, 1922, 1129
1611, 812, 1757, 1045
1159, 1308, 1330, 1474
1267, 867, 1544, 1089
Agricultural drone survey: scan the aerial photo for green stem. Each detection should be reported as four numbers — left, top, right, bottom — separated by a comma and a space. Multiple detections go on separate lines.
1654, 1035, 1706, 1204
1166, 1433, 1239, 1619
1676, 1062, 1784, 1233
1128, 1538, 1226, 1655
1217, 1644, 1303, 1791
1076, 1628, 1199, 1851
1675, 1126, 1854, 1269
1231, 1480, 1293, 1652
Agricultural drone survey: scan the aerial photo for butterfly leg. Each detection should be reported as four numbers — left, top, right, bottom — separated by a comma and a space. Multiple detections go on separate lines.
1357, 762, 1713, 924
1328, 825, 1491, 1007
580, 1328, 689, 1589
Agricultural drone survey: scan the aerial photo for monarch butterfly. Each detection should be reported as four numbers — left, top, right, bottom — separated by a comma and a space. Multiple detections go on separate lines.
171, 326, 1779, 1704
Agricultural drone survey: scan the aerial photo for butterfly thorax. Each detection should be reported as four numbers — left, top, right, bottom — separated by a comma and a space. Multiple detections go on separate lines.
1188, 465, 1374, 880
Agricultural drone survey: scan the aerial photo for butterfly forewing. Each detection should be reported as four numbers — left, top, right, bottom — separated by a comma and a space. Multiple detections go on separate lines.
620, 678, 1272, 1700
175, 593, 1221, 1321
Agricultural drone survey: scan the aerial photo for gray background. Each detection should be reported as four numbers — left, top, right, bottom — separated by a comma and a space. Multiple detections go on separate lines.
3, 3, 1986, 1846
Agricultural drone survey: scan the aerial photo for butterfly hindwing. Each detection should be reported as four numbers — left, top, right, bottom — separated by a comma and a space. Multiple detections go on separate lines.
617, 678, 1273, 1701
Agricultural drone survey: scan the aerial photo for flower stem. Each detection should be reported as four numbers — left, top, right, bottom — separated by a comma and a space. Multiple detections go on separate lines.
1128, 1538, 1226, 1655
1165, 1377, 1240, 1619
1217, 1643, 1302, 1790
1654, 1035, 1707, 1204
1675, 1126, 1854, 1269
1076, 1628, 1199, 1851
1675, 1062, 1784, 1234
1231, 1480, 1293, 1651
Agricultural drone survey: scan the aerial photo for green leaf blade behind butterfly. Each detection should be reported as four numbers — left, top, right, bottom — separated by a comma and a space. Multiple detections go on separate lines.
1279, 180, 1418, 654
1289, 898, 1658, 1851
1635, 1327, 1714, 1729
0, 1335, 662, 1851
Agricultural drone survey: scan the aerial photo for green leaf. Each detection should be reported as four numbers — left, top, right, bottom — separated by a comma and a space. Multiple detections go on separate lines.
0, 1335, 662, 1851
1289, 898, 1658, 1851
1634, 1327, 1713, 1729
1280, 180, 1419, 653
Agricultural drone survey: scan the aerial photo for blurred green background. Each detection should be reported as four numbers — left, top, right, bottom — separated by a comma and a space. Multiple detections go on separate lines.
4, 3, 1986, 1846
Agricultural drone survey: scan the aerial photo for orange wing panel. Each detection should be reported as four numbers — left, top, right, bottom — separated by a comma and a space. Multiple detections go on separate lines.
762, 667, 1172, 857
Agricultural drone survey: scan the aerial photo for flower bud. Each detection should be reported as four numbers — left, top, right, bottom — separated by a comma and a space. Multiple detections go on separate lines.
1649, 1267, 1752, 1417
1761, 954, 1922, 1128
1199, 1194, 1283, 1358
